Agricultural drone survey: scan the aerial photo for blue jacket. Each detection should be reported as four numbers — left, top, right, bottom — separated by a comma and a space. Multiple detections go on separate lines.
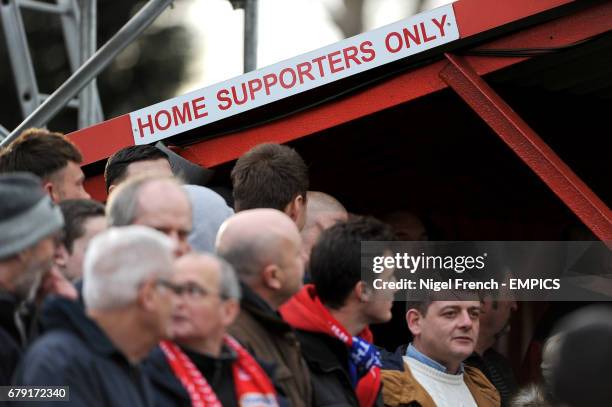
12, 294, 155, 407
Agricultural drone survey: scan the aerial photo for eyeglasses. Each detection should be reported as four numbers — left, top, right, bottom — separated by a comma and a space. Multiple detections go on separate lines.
166, 281, 227, 301
155, 279, 183, 295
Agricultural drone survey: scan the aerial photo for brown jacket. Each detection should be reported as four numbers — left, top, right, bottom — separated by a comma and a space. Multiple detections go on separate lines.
381, 360, 500, 407
228, 285, 312, 407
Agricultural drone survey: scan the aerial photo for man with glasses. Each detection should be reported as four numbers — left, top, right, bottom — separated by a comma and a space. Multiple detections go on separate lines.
145, 252, 279, 407
14, 226, 177, 406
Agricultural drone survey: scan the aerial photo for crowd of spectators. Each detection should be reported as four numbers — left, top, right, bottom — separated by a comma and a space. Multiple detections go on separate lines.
1, 128, 610, 407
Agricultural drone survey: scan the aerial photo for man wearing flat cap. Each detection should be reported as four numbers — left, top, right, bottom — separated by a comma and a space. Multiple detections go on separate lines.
0, 172, 65, 385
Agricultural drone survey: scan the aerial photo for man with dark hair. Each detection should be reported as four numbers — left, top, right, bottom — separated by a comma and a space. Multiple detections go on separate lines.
0, 173, 65, 384
380, 293, 500, 407
57, 199, 106, 281
231, 143, 309, 230
104, 145, 172, 194
280, 216, 396, 406
0, 128, 90, 202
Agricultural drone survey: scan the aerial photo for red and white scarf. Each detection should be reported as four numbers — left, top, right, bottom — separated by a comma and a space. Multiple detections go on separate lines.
160, 336, 278, 407
280, 284, 381, 407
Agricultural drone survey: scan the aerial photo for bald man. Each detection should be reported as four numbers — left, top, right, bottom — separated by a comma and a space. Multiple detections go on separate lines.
301, 191, 348, 260
216, 209, 312, 407
107, 176, 192, 257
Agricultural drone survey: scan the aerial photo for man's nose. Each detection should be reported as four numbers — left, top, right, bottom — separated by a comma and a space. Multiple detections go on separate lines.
166, 231, 191, 257
458, 310, 474, 328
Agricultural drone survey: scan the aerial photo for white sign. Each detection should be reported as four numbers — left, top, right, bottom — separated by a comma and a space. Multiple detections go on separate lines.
129, 4, 459, 145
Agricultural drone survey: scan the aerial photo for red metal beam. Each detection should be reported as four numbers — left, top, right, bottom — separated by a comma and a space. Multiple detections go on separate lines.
179, 0, 612, 168
439, 53, 612, 241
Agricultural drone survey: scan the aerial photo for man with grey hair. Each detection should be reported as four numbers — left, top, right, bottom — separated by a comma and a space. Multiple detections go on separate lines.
0, 172, 69, 385
216, 208, 312, 407
14, 226, 177, 406
106, 175, 192, 257
145, 252, 280, 407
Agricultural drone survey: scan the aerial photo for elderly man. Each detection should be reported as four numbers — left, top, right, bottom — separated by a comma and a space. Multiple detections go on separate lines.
216, 209, 312, 407
0, 173, 67, 384
104, 145, 173, 194
231, 143, 309, 230
300, 191, 348, 261
280, 216, 396, 407
14, 226, 177, 406
0, 128, 90, 202
145, 253, 279, 407
107, 175, 192, 257
380, 295, 500, 407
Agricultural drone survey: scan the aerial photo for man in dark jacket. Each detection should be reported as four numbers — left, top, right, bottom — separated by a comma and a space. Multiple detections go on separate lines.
217, 209, 312, 407
465, 293, 518, 407
13, 226, 177, 406
0, 173, 65, 385
280, 217, 396, 407
145, 252, 280, 407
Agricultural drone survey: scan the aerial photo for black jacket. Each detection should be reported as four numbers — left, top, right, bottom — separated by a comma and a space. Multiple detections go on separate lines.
12, 295, 155, 407
465, 350, 517, 407
0, 291, 38, 386
144, 343, 286, 407
296, 330, 384, 407
144, 344, 239, 407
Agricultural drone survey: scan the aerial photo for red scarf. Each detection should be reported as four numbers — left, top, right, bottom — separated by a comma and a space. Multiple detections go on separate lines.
160, 336, 278, 407
280, 284, 381, 407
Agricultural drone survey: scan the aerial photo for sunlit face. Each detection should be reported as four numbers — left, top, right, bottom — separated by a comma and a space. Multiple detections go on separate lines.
64, 216, 107, 281
51, 161, 90, 202
134, 182, 192, 257
409, 301, 481, 368
171, 257, 234, 342
277, 230, 305, 302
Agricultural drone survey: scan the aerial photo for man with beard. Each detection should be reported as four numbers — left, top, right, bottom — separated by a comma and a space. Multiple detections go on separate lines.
0, 173, 65, 384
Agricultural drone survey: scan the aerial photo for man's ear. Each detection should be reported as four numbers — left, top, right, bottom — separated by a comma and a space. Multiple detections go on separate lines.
54, 244, 69, 269
43, 180, 59, 203
406, 309, 423, 336
221, 299, 240, 327
108, 184, 116, 196
355, 281, 370, 303
138, 279, 158, 311
261, 264, 282, 290
284, 195, 306, 228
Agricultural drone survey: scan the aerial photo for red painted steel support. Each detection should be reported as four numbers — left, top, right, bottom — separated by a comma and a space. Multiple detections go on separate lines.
439, 53, 612, 241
